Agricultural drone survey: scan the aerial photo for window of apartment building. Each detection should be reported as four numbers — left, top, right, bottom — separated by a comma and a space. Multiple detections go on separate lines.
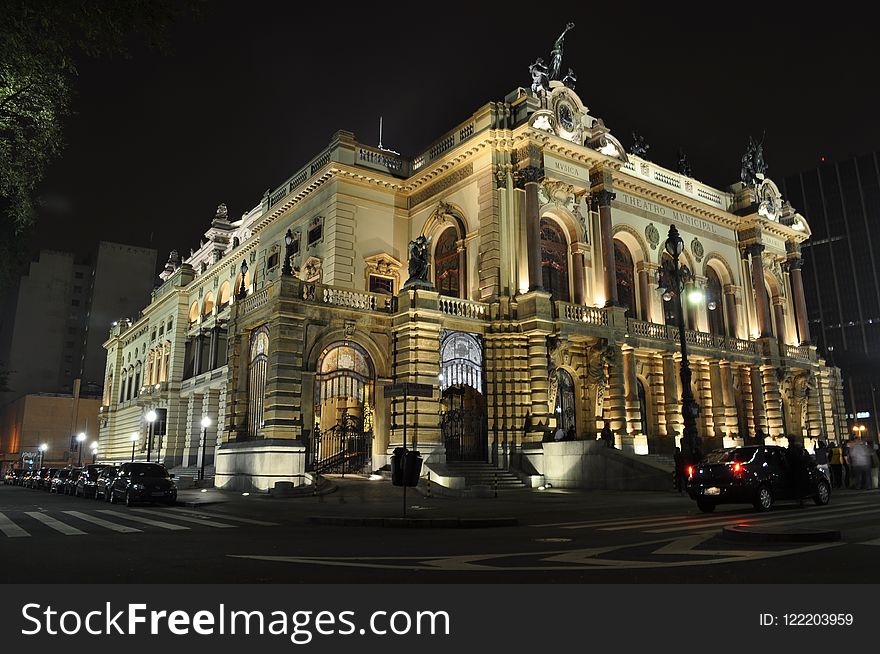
71, 299, 80, 307
308, 218, 323, 247
74, 271, 84, 279
73, 285, 82, 293
267, 251, 280, 269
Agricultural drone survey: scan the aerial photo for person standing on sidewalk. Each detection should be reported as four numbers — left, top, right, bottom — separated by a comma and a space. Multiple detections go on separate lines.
673, 447, 685, 493
849, 439, 872, 490
814, 440, 831, 484
600, 420, 615, 448
829, 442, 844, 489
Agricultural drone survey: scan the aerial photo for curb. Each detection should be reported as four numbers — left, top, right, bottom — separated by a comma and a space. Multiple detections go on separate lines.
721, 524, 841, 543
306, 516, 519, 528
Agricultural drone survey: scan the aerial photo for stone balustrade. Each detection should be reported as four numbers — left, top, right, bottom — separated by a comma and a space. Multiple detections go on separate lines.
438, 296, 488, 320
556, 302, 609, 326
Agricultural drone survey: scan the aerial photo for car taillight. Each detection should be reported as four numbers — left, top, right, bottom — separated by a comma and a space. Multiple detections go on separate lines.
686, 465, 694, 479
732, 462, 742, 473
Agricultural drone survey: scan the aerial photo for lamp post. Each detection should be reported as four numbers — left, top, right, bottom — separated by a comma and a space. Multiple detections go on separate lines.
237, 259, 249, 301
130, 433, 139, 462
282, 229, 294, 276
199, 416, 211, 481
76, 432, 86, 467
145, 410, 157, 462
39, 443, 48, 469
657, 224, 702, 465
90, 441, 98, 464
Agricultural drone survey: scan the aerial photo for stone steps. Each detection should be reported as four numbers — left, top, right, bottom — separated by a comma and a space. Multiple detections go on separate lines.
444, 462, 526, 489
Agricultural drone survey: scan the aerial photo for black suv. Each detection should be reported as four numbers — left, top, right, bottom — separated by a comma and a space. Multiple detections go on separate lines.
687, 445, 831, 513
108, 463, 177, 506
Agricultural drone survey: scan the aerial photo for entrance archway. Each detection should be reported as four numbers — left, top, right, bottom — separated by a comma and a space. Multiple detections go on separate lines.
439, 330, 487, 461
312, 341, 375, 473
554, 368, 576, 435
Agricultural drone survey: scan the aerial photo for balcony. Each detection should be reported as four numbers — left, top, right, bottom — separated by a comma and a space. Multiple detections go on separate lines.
626, 318, 761, 356
438, 296, 489, 320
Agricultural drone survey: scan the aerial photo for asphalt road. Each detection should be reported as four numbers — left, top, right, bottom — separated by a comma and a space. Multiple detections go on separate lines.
2, 479, 879, 583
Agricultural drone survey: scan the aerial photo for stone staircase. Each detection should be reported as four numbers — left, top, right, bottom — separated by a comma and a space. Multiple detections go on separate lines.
640, 454, 675, 470
443, 462, 527, 489
169, 464, 215, 487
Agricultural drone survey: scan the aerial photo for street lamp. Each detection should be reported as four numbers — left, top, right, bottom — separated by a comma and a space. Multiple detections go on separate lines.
76, 432, 86, 467
657, 224, 702, 465
145, 409, 158, 462
39, 443, 48, 469
237, 259, 249, 300
282, 229, 294, 276
130, 433, 139, 462
90, 441, 98, 464
199, 416, 211, 481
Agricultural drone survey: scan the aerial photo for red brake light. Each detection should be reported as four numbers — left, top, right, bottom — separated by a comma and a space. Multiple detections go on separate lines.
686, 465, 694, 479
732, 462, 742, 473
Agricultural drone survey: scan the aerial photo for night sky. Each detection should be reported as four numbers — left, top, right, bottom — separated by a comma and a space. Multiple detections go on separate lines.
29, 1, 880, 275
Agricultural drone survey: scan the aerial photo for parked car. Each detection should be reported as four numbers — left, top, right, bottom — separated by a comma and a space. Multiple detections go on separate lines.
64, 468, 83, 495
49, 469, 71, 493
4, 469, 23, 485
75, 464, 109, 498
108, 462, 177, 506
19, 470, 34, 487
35, 468, 57, 490
687, 445, 831, 513
26, 468, 45, 489
95, 467, 119, 502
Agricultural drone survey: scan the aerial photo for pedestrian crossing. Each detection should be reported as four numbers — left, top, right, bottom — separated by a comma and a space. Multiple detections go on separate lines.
531, 499, 880, 536
0, 506, 280, 539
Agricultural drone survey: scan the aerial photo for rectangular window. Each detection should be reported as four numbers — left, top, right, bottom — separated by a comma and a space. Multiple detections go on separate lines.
74, 272, 84, 279
369, 275, 394, 295
64, 341, 74, 349
308, 223, 322, 246
291, 234, 300, 256
267, 252, 280, 269
71, 299, 80, 307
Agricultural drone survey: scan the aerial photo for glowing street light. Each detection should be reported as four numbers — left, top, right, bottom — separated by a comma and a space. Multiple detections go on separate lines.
199, 416, 212, 482
39, 443, 48, 469
76, 432, 87, 467
145, 410, 158, 462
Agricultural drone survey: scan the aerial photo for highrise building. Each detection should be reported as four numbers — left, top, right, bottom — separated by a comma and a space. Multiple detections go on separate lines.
783, 153, 880, 440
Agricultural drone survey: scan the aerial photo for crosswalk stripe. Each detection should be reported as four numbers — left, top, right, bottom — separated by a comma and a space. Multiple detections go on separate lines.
646, 506, 880, 534
96, 510, 190, 531
63, 511, 142, 533
0, 511, 30, 537
858, 538, 880, 546
131, 508, 236, 528
25, 512, 87, 536
166, 507, 278, 526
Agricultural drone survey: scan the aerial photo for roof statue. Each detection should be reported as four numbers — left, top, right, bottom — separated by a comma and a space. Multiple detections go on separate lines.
677, 150, 692, 178
740, 135, 768, 188
562, 68, 577, 91
548, 22, 575, 81
216, 203, 228, 220
529, 58, 549, 95
630, 131, 650, 158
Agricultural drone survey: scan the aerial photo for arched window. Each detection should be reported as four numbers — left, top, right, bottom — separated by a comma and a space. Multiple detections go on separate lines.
203, 292, 215, 318
133, 363, 142, 398
247, 326, 269, 438
434, 227, 461, 298
440, 331, 483, 392
119, 370, 127, 403
217, 281, 231, 310
614, 239, 636, 318
189, 301, 199, 326
540, 218, 570, 302
314, 341, 375, 438
706, 267, 725, 336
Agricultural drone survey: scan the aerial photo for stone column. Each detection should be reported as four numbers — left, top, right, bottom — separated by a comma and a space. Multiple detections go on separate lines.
637, 266, 651, 322
605, 347, 627, 446
695, 360, 715, 445
649, 355, 667, 452
723, 285, 738, 339
622, 346, 643, 440
595, 190, 618, 307
751, 366, 767, 438
523, 169, 544, 292
199, 388, 220, 471
773, 297, 787, 343
662, 353, 682, 444
761, 365, 784, 437
719, 360, 739, 444
740, 365, 756, 436
571, 247, 586, 305
183, 393, 203, 468
708, 361, 726, 439
788, 258, 811, 343
748, 244, 773, 338
193, 333, 203, 377
259, 316, 306, 441
526, 333, 551, 442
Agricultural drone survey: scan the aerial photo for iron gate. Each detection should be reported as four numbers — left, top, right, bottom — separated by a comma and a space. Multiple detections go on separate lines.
441, 408, 487, 461
309, 414, 371, 475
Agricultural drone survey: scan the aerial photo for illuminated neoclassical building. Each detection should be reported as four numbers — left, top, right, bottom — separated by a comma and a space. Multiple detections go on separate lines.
97, 61, 846, 491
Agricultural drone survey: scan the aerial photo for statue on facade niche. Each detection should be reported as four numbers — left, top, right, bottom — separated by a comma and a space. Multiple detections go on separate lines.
562, 68, 577, 91
740, 135, 768, 188
548, 22, 575, 80
403, 235, 433, 289
630, 131, 650, 158
529, 58, 549, 95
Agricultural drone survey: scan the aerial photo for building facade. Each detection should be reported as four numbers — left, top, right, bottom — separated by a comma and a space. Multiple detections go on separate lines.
0, 241, 157, 403
783, 153, 880, 442
97, 78, 845, 491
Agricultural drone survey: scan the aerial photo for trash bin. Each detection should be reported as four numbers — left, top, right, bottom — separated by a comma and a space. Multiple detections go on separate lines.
404, 450, 422, 487
391, 447, 406, 487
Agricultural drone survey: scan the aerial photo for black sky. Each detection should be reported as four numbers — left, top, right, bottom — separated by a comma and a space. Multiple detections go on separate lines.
30, 1, 880, 273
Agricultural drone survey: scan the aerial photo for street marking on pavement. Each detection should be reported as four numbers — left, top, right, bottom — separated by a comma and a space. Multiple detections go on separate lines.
97, 510, 190, 531
26, 512, 87, 536
63, 511, 142, 533
0, 511, 30, 537
645, 505, 880, 534
131, 508, 236, 528
856, 537, 880, 546
166, 507, 278, 526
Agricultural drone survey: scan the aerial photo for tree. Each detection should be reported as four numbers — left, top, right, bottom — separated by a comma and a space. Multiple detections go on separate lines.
0, 0, 200, 290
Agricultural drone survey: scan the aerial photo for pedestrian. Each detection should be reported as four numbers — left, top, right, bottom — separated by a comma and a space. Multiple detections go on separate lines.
786, 439, 811, 505
814, 440, 831, 484
601, 420, 614, 448
755, 427, 766, 445
566, 425, 576, 441
829, 442, 843, 488
554, 425, 566, 441
673, 446, 684, 493
850, 439, 872, 490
